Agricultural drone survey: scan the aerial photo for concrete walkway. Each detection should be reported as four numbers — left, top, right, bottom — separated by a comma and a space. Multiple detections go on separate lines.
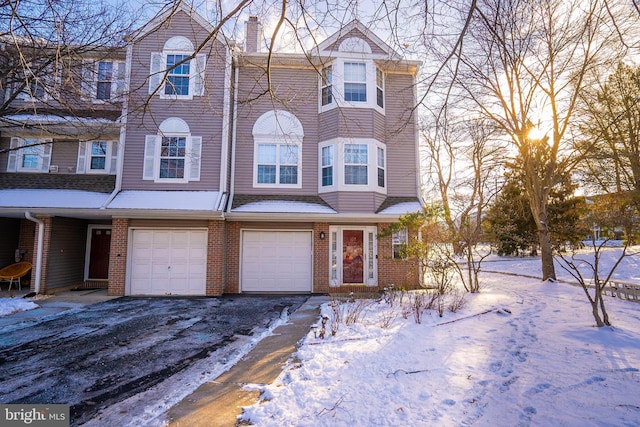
166, 295, 325, 427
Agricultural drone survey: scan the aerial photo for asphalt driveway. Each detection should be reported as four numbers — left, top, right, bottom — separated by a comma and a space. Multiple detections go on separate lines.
0, 295, 308, 425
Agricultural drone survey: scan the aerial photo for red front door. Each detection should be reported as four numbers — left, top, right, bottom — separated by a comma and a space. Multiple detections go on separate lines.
342, 230, 364, 283
88, 228, 111, 280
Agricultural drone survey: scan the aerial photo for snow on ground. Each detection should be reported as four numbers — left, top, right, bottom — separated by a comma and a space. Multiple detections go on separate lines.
0, 297, 38, 317
241, 248, 640, 427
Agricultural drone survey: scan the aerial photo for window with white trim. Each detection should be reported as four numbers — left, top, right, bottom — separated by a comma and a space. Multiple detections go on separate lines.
344, 143, 368, 184
344, 62, 366, 102
6, 137, 52, 173
252, 110, 304, 188
149, 36, 206, 100
321, 145, 333, 186
14, 61, 58, 101
376, 68, 384, 108
256, 143, 299, 185
377, 146, 385, 187
77, 140, 118, 174
321, 65, 333, 106
143, 117, 202, 183
318, 138, 387, 193
81, 60, 125, 102
392, 228, 408, 259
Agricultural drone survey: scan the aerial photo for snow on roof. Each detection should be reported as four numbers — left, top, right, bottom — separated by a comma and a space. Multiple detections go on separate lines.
377, 201, 422, 215
0, 189, 110, 209
107, 191, 220, 211
232, 200, 336, 214
0, 114, 116, 126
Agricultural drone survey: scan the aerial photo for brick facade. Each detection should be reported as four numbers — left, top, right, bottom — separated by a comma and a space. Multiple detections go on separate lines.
224, 222, 241, 293
206, 220, 225, 296
376, 223, 421, 290
107, 218, 129, 296
312, 222, 330, 294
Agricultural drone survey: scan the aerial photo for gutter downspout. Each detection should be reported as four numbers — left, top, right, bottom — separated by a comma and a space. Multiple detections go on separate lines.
24, 212, 43, 294
227, 49, 240, 215
103, 44, 133, 209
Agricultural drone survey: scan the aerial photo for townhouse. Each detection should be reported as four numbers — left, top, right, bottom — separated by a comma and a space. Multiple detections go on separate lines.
0, 3, 423, 296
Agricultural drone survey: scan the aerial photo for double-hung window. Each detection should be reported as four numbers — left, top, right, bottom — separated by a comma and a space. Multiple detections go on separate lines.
256, 143, 299, 185
159, 136, 187, 178
76, 141, 118, 174
165, 54, 190, 96
321, 145, 333, 186
96, 62, 113, 100
392, 228, 408, 259
6, 137, 52, 173
319, 139, 387, 193
377, 147, 385, 187
149, 36, 206, 100
344, 143, 368, 185
344, 62, 366, 102
143, 117, 202, 183
376, 68, 384, 108
321, 66, 333, 106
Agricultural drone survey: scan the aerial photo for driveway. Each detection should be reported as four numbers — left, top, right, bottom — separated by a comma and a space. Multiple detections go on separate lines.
0, 295, 308, 425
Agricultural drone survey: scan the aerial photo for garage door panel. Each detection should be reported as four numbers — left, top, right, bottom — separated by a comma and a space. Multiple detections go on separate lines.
241, 231, 312, 293
130, 229, 207, 296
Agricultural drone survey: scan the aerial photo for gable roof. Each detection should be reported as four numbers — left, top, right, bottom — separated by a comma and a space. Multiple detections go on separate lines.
128, 1, 221, 43
315, 19, 400, 60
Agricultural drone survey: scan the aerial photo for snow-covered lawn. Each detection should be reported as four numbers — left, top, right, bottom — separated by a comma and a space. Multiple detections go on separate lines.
241, 250, 640, 426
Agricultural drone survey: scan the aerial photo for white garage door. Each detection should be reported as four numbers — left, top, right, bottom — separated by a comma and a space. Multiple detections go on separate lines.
241, 230, 312, 293
130, 229, 207, 295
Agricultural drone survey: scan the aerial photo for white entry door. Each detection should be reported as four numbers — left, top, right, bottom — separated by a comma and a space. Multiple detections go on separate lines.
241, 230, 312, 293
129, 229, 207, 295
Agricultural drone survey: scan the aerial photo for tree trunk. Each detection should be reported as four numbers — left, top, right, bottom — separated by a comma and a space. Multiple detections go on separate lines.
538, 226, 557, 281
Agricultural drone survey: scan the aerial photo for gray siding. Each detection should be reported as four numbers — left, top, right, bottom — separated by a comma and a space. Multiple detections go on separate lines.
319, 109, 386, 141
325, 28, 388, 56
47, 218, 87, 289
320, 192, 387, 213
234, 64, 319, 195
384, 73, 418, 197
122, 10, 228, 191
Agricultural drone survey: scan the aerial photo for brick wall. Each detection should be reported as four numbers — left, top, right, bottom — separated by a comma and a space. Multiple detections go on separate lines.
18, 219, 35, 265
376, 223, 421, 290
206, 220, 225, 296
313, 222, 329, 293
225, 221, 241, 293
108, 218, 129, 296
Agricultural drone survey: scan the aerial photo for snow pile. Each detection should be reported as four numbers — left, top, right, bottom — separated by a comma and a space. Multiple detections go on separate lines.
241, 252, 640, 426
0, 298, 38, 317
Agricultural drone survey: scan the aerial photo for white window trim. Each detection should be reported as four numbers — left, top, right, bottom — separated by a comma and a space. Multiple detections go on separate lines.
318, 57, 385, 115
149, 51, 206, 100
252, 137, 303, 188
7, 137, 52, 173
77, 140, 118, 175
392, 228, 408, 260
318, 138, 387, 194
142, 118, 202, 183
89, 60, 126, 103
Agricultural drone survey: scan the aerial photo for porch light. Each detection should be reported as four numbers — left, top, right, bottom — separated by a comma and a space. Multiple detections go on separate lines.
319, 231, 326, 240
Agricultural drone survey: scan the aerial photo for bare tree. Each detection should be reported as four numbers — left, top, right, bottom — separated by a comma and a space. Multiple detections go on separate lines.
422, 107, 506, 292
446, 0, 636, 281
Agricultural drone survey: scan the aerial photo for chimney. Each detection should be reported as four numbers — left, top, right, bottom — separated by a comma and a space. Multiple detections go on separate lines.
245, 16, 262, 53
